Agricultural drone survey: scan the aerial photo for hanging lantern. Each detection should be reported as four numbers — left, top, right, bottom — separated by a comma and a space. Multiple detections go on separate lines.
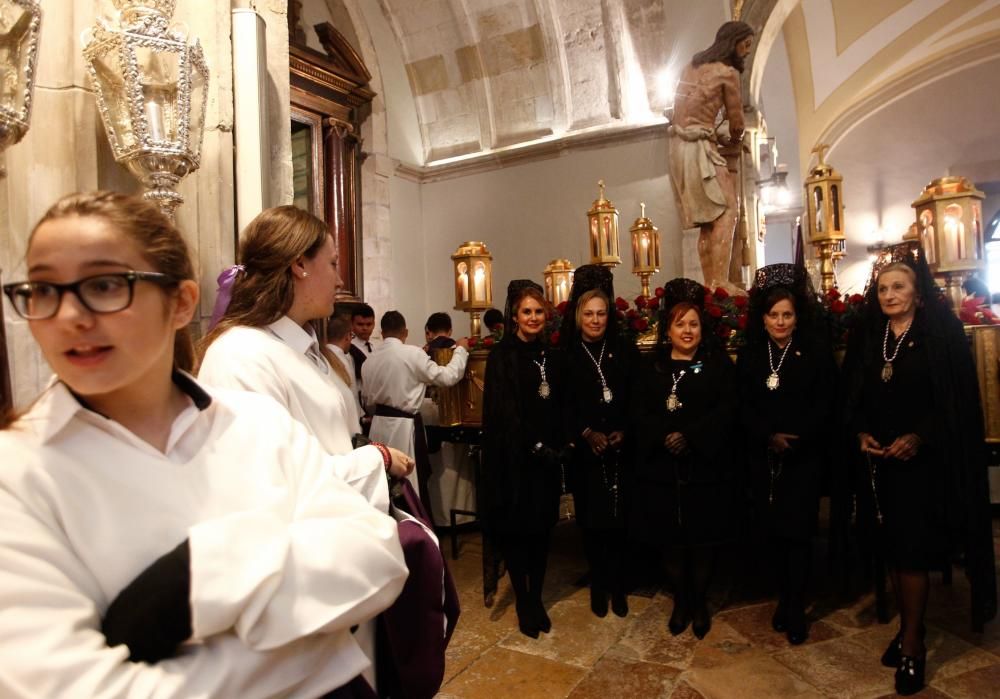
83, 0, 209, 220
543, 259, 574, 306
629, 202, 660, 297
912, 176, 986, 312
0, 0, 41, 166
803, 144, 846, 292
451, 241, 493, 337
587, 179, 621, 268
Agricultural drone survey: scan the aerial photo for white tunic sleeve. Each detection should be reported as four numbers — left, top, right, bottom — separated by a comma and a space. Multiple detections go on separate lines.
188, 416, 407, 650
0, 485, 370, 698
413, 345, 469, 387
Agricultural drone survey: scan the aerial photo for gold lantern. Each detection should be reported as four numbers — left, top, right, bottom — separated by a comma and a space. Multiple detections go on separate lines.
543, 259, 574, 306
912, 176, 986, 311
587, 179, 621, 267
451, 241, 493, 337
804, 144, 846, 292
630, 202, 660, 297
83, 0, 210, 221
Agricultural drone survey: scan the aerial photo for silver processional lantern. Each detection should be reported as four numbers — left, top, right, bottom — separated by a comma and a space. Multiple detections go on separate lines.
0, 0, 41, 173
83, 0, 209, 220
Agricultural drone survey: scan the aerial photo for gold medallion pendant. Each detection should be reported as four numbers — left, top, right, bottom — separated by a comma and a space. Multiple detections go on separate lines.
602, 387, 613, 403
766, 372, 780, 390
538, 380, 551, 398
666, 392, 682, 412
881, 362, 893, 383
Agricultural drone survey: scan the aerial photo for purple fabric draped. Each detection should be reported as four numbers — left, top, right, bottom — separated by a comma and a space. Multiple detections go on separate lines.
208, 265, 244, 330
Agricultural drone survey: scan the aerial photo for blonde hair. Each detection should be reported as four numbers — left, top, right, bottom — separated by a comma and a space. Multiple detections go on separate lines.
574, 289, 610, 329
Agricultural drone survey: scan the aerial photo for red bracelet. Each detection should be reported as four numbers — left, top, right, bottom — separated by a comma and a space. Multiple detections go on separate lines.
371, 441, 392, 471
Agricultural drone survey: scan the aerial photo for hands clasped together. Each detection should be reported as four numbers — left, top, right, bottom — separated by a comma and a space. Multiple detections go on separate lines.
858, 432, 921, 461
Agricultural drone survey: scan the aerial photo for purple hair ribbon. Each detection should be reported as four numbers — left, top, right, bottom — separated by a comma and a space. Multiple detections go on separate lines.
208, 264, 245, 330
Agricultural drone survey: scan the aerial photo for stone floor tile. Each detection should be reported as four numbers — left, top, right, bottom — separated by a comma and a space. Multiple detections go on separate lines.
772, 637, 897, 698
669, 679, 707, 698
439, 646, 587, 699
605, 595, 700, 669
685, 655, 825, 699
565, 655, 680, 699
715, 601, 843, 652
498, 585, 634, 668
930, 662, 1000, 699
688, 619, 762, 669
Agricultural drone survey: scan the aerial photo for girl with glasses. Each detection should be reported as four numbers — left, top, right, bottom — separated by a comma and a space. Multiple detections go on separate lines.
0, 191, 407, 698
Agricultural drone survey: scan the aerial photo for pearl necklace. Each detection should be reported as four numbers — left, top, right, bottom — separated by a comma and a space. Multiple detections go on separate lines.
881, 318, 912, 383
581, 340, 613, 403
766, 337, 793, 390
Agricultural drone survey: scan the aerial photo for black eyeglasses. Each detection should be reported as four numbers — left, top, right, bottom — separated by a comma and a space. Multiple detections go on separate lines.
2, 271, 179, 320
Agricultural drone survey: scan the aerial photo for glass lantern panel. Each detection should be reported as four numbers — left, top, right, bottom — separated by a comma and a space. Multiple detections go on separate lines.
0, 3, 32, 116
90, 47, 137, 152
134, 45, 180, 144
472, 262, 486, 301
187, 47, 208, 156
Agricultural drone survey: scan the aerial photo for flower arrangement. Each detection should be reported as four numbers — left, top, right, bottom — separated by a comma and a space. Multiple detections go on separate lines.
959, 295, 998, 326
821, 288, 865, 350
702, 286, 749, 348
468, 322, 503, 350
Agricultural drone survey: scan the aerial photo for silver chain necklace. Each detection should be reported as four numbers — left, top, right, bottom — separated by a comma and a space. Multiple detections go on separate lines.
881, 318, 912, 382
533, 356, 551, 398
666, 369, 686, 412
581, 340, 613, 403
766, 337, 793, 390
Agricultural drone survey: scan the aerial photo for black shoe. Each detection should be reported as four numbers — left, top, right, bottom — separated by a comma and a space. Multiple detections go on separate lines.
590, 586, 608, 617
515, 603, 539, 639
668, 600, 690, 635
880, 631, 902, 668
785, 604, 807, 645
611, 592, 629, 618
535, 600, 552, 633
691, 604, 712, 640
894, 653, 926, 696
771, 602, 788, 633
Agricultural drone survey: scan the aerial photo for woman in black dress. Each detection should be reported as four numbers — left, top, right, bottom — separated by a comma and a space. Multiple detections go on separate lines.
481, 280, 569, 638
737, 264, 836, 645
632, 278, 739, 639
844, 246, 996, 695
560, 265, 638, 618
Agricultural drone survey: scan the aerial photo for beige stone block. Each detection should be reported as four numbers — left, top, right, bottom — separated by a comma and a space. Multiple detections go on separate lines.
440, 646, 587, 699
687, 654, 823, 699
455, 45, 484, 83
406, 55, 449, 96
480, 24, 544, 77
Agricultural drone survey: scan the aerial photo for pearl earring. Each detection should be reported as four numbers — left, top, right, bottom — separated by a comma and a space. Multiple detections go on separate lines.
302, 272, 309, 278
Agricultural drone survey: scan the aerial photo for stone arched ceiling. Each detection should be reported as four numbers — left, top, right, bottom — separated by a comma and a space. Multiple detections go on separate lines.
755, 0, 1000, 170
373, 0, 729, 165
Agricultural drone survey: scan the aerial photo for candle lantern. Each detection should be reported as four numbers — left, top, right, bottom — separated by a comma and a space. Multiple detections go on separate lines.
912, 176, 986, 311
0, 0, 41, 414
803, 144, 846, 292
83, 0, 209, 220
451, 241, 493, 337
0, 0, 41, 170
587, 179, 621, 267
543, 259, 574, 306
630, 201, 660, 297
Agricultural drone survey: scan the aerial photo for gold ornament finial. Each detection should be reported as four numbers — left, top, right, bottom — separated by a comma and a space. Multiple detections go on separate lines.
812, 143, 830, 167
598, 179, 605, 199
640, 201, 646, 218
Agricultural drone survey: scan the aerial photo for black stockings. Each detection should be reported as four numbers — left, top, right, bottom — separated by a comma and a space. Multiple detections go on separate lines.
501, 531, 552, 630
891, 568, 929, 656
665, 546, 715, 615
774, 538, 810, 624
583, 530, 626, 594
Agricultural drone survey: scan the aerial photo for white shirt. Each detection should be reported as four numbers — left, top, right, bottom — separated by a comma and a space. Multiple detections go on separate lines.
352, 336, 377, 357
0, 376, 408, 698
361, 337, 468, 415
199, 317, 359, 455
328, 344, 362, 434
